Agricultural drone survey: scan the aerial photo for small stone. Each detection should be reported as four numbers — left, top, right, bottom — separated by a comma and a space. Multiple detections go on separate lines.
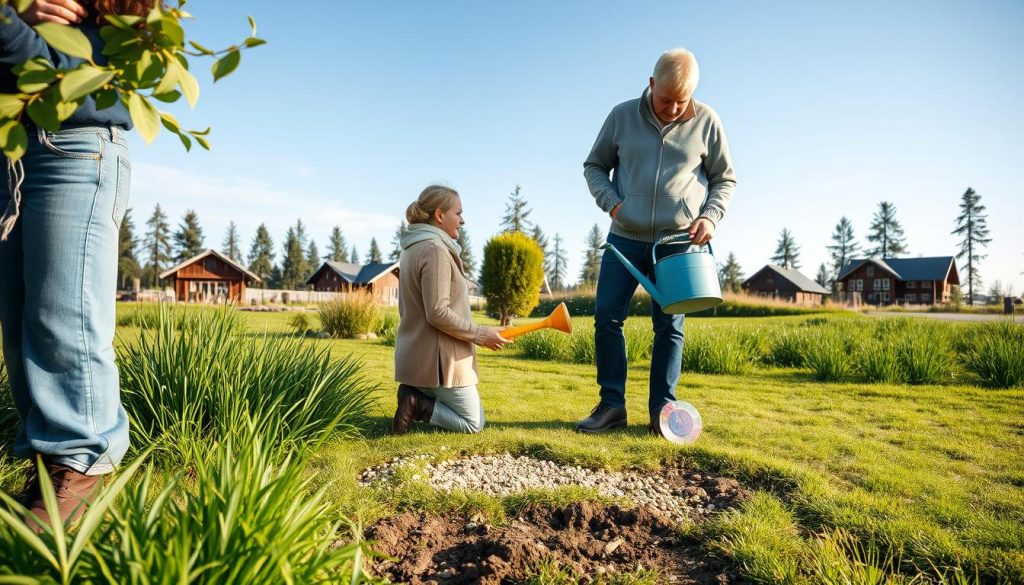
602, 537, 624, 556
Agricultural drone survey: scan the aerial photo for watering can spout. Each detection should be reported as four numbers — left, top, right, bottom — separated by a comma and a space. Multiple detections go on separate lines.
600, 243, 662, 305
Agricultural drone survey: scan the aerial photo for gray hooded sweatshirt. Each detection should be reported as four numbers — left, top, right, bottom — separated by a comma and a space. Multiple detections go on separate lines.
584, 88, 737, 243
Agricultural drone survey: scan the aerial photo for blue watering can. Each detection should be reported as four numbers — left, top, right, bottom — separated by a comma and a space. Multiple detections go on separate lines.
601, 233, 723, 314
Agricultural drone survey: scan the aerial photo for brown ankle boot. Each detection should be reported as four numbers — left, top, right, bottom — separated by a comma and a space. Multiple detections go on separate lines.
392, 384, 436, 435
23, 462, 102, 532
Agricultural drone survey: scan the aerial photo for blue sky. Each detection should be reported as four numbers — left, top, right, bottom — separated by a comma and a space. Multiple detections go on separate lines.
129, 0, 1024, 294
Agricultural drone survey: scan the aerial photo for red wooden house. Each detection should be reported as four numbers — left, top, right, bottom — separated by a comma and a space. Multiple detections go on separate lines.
835, 257, 959, 306
742, 264, 830, 304
159, 249, 261, 303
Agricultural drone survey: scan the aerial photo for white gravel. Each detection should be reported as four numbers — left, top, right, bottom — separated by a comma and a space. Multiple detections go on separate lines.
359, 453, 723, 525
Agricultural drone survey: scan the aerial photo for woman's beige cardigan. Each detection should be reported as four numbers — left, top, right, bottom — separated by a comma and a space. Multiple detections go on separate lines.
394, 238, 486, 388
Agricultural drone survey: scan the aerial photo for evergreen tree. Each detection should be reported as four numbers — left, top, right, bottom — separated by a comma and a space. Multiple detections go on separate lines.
306, 239, 320, 277
222, 221, 242, 263
951, 187, 991, 305
771, 228, 800, 269
268, 264, 283, 290
173, 209, 205, 263
456, 227, 476, 279
279, 226, 307, 290
117, 208, 142, 289
143, 204, 172, 287
815, 262, 831, 289
247, 223, 275, 287
718, 252, 744, 293
389, 220, 408, 261
551, 233, 569, 291
866, 201, 908, 258
366, 237, 383, 264
350, 246, 359, 264
326, 226, 349, 262
531, 225, 552, 278
579, 224, 604, 287
827, 216, 859, 278
500, 184, 532, 233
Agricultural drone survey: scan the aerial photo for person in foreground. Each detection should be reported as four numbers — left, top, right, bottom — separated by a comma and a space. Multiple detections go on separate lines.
578, 48, 737, 436
392, 185, 509, 435
0, 0, 151, 528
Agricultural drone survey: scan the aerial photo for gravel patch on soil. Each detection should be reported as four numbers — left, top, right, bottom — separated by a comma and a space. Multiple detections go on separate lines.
358, 454, 752, 583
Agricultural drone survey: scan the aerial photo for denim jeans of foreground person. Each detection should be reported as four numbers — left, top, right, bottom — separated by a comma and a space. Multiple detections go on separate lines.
417, 385, 485, 434
0, 125, 131, 475
595, 233, 685, 418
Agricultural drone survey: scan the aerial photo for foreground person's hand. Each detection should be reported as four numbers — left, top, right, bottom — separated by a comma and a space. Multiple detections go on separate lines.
687, 217, 715, 246
480, 327, 511, 351
18, 0, 88, 25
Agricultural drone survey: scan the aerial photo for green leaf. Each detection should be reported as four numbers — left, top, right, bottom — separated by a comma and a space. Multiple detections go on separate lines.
244, 37, 267, 48
12, 57, 53, 76
0, 119, 29, 162
0, 94, 27, 118
94, 88, 118, 110
154, 57, 182, 95
16, 68, 57, 94
192, 132, 210, 150
126, 93, 159, 143
160, 112, 180, 132
156, 16, 185, 47
15, 0, 35, 12
103, 14, 142, 29
188, 40, 214, 55
176, 132, 192, 151
179, 68, 199, 108
55, 98, 80, 122
59, 66, 115, 101
248, 16, 257, 35
26, 98, 60, 131
100, 27, 139, 57
190, 127, 211, 136
211, 50, 241, 82
152, 90, 181, 103
33, 23, 94, 61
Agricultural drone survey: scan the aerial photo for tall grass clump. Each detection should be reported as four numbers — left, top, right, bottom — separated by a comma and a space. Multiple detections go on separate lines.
117, 303, 243, 333
118, 306, 375, 463
683, 327, 754, 375
857, 339, 903, 384
896, 324, 956, 385
517, 330, 571, 361
803, 327, 856, 382
0, 441, 372, 583
961, 321, 1024, 388
766, 327, 811, 367
376, 310, 399, 338
318, 291, 382, 338
569, 329, 596, 365
624, 322, 655, 362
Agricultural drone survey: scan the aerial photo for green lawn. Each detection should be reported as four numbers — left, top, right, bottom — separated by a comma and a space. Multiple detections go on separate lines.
237, 308, 1024, 582
1, 306, 1022, 583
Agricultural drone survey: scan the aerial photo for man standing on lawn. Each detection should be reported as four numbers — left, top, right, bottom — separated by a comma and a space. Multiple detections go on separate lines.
578, 48, 737, 436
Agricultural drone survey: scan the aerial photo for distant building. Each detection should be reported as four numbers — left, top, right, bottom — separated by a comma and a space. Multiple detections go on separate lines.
159, 249, 261, 303
306, 261, 400, 305
742, 264, 830, 304
835, 257, 959, 306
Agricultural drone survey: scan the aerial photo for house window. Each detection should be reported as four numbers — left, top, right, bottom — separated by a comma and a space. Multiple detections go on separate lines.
921, 294, 932, 303
881, 279, 890, 291
922, 281, 932, 289
855, 279, 863, 291
204, 258, 217, 271
907, 281, 916, 289
881, 292, 889, 303
873, 279, 880, 289
906, 294, 916, 302
866, 266, 875, 277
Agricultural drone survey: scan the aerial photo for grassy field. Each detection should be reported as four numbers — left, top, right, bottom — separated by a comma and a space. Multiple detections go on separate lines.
1, 305, 1022, 583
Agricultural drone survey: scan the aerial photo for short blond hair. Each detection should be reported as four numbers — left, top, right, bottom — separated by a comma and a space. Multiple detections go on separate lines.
653, 48, 699, 94
406, 185, 459, 224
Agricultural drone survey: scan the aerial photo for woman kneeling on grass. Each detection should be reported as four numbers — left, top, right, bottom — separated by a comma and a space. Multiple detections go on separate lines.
392, 185, 508, 434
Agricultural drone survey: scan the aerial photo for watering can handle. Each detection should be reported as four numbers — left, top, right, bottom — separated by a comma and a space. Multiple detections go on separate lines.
651, 232, 714, 266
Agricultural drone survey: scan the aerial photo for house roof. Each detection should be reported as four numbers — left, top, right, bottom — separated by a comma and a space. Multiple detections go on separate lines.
744, 264, 830, 295
307, 261, 398, 285
159, 249, 262, 282
836, 257, 958, 283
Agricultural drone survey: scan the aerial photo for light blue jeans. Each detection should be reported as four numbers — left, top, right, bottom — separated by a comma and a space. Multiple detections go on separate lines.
0, 125, 131, 475
417, 385, 485, 434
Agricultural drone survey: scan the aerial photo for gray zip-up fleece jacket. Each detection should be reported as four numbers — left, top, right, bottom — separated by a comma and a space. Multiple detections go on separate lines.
584, 88, 736, 242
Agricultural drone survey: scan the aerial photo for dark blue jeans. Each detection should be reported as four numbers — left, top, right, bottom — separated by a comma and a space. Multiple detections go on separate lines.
595, 233, 684, 417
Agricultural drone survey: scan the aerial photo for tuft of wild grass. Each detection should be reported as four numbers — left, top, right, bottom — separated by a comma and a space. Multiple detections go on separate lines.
896, 325, 956, 385
0, 440, 372, 583
766, 326, 811, 367
569, 329, 597, 365
683, 327, 755, 375
702, 493, 804, 583
288, 311, 314, 335
318, 291, 382, 338
858, 339, 903, 384
525, 558, 661, 585
804, 327, 857, 382
517, 329, 572, 361
961, 321, 1024, 388
117, 305, 376, 464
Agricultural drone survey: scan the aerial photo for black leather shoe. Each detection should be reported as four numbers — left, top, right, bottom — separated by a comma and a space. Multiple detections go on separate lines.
576, 402, 627, 434
648, 413, 664, 438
